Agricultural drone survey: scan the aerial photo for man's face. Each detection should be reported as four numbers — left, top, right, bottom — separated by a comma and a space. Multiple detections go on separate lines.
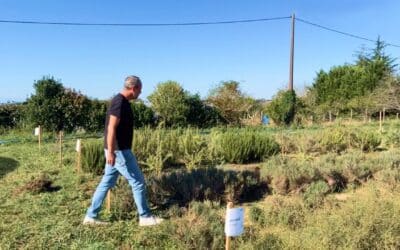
132, 84, 142, 99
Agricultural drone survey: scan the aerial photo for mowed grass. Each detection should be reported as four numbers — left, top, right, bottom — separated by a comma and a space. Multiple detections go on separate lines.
1, 123, 400, 249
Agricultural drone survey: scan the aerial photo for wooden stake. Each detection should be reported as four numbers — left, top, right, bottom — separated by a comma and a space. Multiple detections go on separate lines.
76, 139, 81, 173
225, 202, 234, 250
329, 111, 332, 123
379, 111, 382, 133
38, 125, 41, 151
364, 108, 368, 123
59, 131, 63, 166
106, 190, 111, 212
383, 108, 386, 122
350, 109, 353, 122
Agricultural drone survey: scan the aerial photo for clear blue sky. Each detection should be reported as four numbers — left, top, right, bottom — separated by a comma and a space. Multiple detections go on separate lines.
1, 0, 399, 103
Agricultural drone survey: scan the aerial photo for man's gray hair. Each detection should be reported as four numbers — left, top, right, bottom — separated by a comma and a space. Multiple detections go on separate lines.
124, 75, 142, 89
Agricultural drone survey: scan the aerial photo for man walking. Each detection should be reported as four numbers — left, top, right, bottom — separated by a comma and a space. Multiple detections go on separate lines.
83, 75, 163, 226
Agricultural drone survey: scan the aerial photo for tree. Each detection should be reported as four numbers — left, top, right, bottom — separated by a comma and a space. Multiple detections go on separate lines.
0, 103, 24, 128
26, 76, 92, 132
265, 90, 296, 126
207, 81, 256, 125
310, 38, 397, 115
148, 81, 189, 127
185, 94, 225, 127
131, 100, 155, 128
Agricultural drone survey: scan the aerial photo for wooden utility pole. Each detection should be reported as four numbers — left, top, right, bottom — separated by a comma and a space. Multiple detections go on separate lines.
288, 13, 295, 91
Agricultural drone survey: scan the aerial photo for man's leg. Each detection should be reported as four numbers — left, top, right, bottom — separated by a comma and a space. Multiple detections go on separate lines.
115, 150, 151, 217
86, 163, 119, 219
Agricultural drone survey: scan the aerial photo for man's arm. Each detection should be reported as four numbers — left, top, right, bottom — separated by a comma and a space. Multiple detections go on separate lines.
106, 115, 120, 166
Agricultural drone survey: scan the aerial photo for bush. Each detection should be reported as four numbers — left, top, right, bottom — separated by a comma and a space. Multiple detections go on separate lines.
178, 129, 208, 169
265, 90, 296, 126
319, 127, 350, 153
146, 167, 268, 208
133, 127, 179, 173
302, 181, 330, 208
0, 103, 24, 128
210, 129, 280, 164
350, 129, 381, 152
131, 101, 155, 128
81, 140, 105, 175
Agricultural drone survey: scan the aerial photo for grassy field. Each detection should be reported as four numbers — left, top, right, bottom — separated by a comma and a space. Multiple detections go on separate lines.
1, 122, 400, 249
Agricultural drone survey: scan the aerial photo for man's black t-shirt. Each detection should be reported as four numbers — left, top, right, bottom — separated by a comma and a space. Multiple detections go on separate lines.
104, 94, 134, 150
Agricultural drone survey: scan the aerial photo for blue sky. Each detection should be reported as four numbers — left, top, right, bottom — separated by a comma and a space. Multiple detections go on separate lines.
1, 0, 399, 103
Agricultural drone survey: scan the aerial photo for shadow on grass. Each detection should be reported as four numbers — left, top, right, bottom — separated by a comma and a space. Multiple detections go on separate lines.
0, 157, 19, 179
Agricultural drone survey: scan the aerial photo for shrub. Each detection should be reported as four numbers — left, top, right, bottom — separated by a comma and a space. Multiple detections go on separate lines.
131, 101, 155, 128
146, 167, 268, 208
249, 206, 266, 226
0, 103, 24, 128
81, 140, 105, 175
133, 127, 177, 173
211, 129, 280, 164
319, 127, 350, 153
302, 181, 330, 208
265, 90, 296, 126
178, 129, 208, 169
350, 129, 381, 152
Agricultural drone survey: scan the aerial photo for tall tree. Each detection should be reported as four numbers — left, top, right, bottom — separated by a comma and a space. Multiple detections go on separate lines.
207, 81, 256, 125
148, 81, 189, 127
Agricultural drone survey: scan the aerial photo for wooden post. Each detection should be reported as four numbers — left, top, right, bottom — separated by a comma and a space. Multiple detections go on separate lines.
364, 108, 368, 123
379, 111, 382, 133
288, 13, 295, 91
76, 139, 81, 173
329, 111, 332, 123
59, 131, 63, 166
38, 125, 41, 151
383, 108, 386, 122
106, 190, 111, 212
350, 109, 353, 122
225, 201, 234, 250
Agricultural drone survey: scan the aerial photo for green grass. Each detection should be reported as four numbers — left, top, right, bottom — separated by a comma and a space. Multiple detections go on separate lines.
1, 124, 400, 249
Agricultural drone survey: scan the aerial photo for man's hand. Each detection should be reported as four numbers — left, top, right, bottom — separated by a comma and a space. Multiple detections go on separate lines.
107, 151, 116, 166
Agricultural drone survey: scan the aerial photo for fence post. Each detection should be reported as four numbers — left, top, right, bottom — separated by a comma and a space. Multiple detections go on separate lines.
76, 139, 82, 173
38, 125, 41, 151
59, 131, 63, 166
350, 109, 353, 122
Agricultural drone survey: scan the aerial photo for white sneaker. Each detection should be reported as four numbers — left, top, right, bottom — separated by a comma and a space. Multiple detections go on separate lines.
83, 216, 109, 225
139, 216, 164, 227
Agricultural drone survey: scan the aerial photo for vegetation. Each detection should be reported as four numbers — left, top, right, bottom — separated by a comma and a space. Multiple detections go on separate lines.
1, 123, 400, 249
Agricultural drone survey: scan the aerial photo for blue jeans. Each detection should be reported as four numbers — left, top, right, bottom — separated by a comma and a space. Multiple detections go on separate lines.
86, 149, 151, 218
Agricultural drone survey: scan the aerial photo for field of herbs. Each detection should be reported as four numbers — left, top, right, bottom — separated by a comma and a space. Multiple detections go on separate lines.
1, 121, 400, 249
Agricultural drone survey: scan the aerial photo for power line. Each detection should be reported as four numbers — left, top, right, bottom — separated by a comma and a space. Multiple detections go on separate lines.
296, 17, 400, 48
1, 15, 398, 48
0, 16, 291, 26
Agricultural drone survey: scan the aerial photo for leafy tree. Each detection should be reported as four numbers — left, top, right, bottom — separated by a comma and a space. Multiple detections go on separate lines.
207, 81, 256, 125
265, 90, 296, 125
148, 81, 189, 127
131, 100, 155, 128
310, 38, 397, 114
0, 103, 24, 128
186, 94, 225, 128
84, 99, 108, 132
26, 76, 92, 132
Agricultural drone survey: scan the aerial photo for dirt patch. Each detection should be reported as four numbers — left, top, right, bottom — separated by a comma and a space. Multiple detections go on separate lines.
15, 174, 61, 195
